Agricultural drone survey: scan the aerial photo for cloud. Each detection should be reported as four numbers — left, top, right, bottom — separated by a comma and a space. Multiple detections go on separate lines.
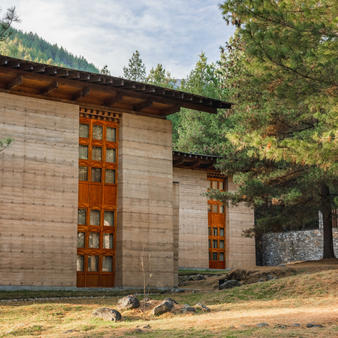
1, 0, 234, 78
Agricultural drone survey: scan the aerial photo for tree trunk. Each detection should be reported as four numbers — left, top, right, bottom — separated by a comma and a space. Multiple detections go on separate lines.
320, 183, 335, 259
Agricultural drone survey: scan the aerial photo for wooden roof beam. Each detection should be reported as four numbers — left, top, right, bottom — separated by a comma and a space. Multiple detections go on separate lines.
104, 91, 123, 106
40, 80, 58, 95
159, 104, 181, 116
133, 99, 153, 112
6, 74, 22, 90
72, 86, 90, 100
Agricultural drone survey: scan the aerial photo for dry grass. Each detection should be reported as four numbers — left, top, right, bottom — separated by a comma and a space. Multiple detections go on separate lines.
0, 262, 337, 337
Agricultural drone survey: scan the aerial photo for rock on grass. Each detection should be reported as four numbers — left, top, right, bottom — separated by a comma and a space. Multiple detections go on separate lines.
92, 308, 122, 321
118, 295, 140, 309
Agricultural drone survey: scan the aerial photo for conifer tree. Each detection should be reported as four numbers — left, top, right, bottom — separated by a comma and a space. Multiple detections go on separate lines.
146, 64, 176, 88
122, 50, 146, 81
213, 0, 338, 258
0, 6, 19, 41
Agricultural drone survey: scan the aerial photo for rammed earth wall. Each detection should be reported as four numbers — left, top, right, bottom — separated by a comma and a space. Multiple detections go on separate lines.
262, 228, 338, 265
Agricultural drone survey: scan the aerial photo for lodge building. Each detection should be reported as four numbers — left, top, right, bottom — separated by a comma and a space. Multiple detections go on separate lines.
0, 55, 255, 288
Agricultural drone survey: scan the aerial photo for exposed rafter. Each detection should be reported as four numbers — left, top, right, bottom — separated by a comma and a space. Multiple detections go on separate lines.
72, 86, 90, 100
104, 91, 123, 106
133, 99, 153, 112
40, 81, 58, 95
6, 74, 22, 90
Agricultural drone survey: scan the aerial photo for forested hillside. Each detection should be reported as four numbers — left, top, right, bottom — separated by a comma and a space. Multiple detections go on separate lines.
0, 28, 99, 73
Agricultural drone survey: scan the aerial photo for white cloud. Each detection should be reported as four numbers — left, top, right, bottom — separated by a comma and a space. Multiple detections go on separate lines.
1, 0, 234, 78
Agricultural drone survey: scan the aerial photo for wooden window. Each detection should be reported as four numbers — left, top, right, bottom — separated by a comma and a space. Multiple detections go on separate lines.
80, 123, 89, 138
77, 116, 118, 287
208, 177, 226, 269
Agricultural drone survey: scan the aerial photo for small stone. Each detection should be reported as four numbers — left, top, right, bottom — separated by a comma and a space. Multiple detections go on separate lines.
219, 279, 241, 290
152, 300, 174, 316
256, 322, 269, 328
292, 323, 301, 327
274, 324, 287, 329
171, 288, 185, 293
306, 323, 323, 328
181, 304, 196, 313
164, 297, 178, 304
92, 308, 122, 322
195, 303, 210, 312
143, 324, 151, 329
118, 295, 140, 310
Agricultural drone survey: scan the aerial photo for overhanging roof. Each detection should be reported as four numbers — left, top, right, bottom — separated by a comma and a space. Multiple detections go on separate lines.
173, 151, 219, 170
0, 55, 232, 117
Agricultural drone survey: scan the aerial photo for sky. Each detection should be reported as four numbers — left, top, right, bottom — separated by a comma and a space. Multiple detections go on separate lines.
1, 0, 235, 78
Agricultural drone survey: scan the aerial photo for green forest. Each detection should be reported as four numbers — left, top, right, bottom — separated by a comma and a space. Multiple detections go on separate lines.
0, 28, 99, 73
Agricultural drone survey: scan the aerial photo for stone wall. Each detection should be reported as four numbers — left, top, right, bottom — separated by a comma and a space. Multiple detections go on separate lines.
262, 228, 338, 265
0, 92, 79, 286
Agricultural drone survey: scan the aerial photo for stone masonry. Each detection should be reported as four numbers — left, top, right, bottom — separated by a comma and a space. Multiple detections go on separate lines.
262, 228, 338, 265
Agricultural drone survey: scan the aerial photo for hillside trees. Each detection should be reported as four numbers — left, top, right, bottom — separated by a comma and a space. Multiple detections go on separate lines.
213, 0, 338, 258
0, 6, 18, 41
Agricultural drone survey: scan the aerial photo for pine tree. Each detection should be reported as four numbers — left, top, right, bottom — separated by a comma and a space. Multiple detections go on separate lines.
0, 7, 19, 41
214, 0, 338, 258
146, 64, 176, 88
122, 50, 146, 81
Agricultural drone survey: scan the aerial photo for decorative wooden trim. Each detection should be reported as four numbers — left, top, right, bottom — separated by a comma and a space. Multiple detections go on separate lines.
79, 107, 121, 123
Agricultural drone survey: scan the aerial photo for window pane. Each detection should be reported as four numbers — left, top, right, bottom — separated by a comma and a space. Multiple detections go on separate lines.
106, 127, 116, 142
92, 168, 101, 182
102, 256, 113, 272
219, 181, 224, 190
78, 209, 86, 225
219, 253, 224, 261
89, 232, 100, 248
213, 252, 218, 261
105, 169, 115, 184
77, 255, 84, 271
220, 228, 224, 237
208, 204, 212, 212
104, 211, 114, 226
212, 205, 218, 213
213, 227, 218, 236
106, 148, 116, 163
212, 181, 218, 189
208, 240, 211, 249
208, 227, 211, 235
93, 125, 103, 140
79, 124, 89, 138
90, 210, 100, 226
88, 255, 99, 272
79, 166, 88, 181
77, 232, 85, 248
220, 205, 225, 213
103, 233, 113, 249
213, 240, 218, 248
79, 145, 88, 159
92, 147, 102, 161
220, 240, 224, 249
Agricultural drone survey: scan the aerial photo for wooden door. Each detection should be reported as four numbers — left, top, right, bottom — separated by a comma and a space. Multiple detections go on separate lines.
208, 178, 226, 269
77, 117, 118, 287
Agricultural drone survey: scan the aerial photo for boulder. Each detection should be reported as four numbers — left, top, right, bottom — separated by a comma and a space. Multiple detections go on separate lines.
118, 295, 140, 309
188, 274, 206, 281
219, 279, 241, 290
164, 297, 178, 305
256, 322, 269, 328
152, 300, 174, 316
92, 308, 122, 321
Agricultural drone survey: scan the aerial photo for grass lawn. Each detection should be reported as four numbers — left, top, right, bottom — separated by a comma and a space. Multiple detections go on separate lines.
0, 263, 337, 337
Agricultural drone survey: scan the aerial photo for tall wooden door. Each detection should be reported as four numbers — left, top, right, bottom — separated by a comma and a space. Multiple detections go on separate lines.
208, 177, 226, 269
77, 116, 118, 287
